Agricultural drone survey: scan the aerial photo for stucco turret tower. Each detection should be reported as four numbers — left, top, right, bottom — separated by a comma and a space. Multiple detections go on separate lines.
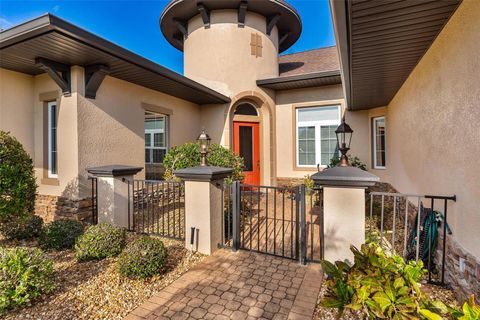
160, 0, 301, 96
160, 0, 302, 186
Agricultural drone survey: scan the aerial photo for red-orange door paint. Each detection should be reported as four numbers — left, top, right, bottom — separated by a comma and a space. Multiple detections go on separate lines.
233, 121, 260, 185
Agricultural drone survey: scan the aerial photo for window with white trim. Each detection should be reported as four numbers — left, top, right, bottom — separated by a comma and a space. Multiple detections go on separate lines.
145, 112, 168, 164
47, 101, 58, 178
296, 106, 341, 167
372, 116, 386, 169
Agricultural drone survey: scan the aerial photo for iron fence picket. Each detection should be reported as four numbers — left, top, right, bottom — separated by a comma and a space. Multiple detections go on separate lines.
369, 191, 456, 285
88, 176, 98, 225
127, 180, 185, 240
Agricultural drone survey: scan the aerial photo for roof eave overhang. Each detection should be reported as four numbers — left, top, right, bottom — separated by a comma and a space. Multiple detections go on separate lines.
330, 0, 461, 111
329, 0, 352, 110
160, 0, 302, 53
257, 70, 342, 90
0, 14, 230, 105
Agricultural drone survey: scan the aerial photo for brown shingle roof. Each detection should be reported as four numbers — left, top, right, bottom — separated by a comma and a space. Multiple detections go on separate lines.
279, 46, 340, 77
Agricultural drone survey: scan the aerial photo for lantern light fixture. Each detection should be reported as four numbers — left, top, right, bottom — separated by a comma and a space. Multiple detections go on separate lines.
197, 129, 211, 166
335, 118, 353, 167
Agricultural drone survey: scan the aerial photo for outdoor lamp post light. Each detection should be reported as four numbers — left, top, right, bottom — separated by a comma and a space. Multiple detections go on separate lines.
335, 118, 353, 166
197, 129, 211, 166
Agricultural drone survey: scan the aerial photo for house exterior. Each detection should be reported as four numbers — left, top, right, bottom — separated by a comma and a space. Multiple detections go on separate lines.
0, 0, 478, 300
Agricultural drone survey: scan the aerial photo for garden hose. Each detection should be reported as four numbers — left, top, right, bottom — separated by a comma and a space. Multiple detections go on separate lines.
407, 204, 452, 270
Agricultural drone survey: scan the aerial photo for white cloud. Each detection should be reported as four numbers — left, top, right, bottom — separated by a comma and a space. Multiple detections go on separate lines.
53, 5, 61, 12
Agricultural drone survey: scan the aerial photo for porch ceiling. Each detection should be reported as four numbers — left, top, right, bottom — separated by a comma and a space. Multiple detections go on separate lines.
331, 0, 462, 110
0, 14, 230, 105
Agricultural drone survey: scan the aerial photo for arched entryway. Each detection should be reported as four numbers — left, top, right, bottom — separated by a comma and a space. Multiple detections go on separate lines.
232, 102, 261, 185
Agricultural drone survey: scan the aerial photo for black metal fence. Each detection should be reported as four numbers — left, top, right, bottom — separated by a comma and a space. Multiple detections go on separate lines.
368, 191, 456, 285
128, 180, 185, 240
224, 182, 323, 264
88, 176, 98, 225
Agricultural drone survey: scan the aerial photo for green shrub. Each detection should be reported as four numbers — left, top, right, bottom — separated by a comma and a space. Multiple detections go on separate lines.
328, 154, 367, 170
321, 243, 479, 319
0, 215, 43, 240
39, 220, 84, 250
0, 131, 37, 224
0, 247, 54, 313
163, 142, 244, 183
74, 223, 126, 261
117, 236, 168, 279
447, 295, 480, 320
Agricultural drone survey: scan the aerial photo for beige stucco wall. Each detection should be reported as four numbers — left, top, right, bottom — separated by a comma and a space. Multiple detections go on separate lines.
275, 85, 346, 179
0, 68, 34, 154
32, 68, 81, 198
184, 10, 279, 97
363, 0, 480, 257
1, 65, 201, 199
77, 74, 202, 198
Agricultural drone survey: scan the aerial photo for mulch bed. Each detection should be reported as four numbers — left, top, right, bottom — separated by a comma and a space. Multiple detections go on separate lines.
1, 233, 205, 320
313, 281, 459, 319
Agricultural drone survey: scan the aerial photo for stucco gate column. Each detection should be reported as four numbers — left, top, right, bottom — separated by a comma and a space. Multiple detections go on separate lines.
87, 165, 143, 228
175, 166, 233, 255
311, 167, 379, 263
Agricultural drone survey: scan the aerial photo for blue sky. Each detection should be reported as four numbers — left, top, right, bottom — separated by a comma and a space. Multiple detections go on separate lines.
0, 0, 336, 74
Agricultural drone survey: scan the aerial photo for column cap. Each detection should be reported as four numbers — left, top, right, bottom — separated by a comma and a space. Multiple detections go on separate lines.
174, 166, 233, 182
87, 165, 143, 177
311, 166, 379, 187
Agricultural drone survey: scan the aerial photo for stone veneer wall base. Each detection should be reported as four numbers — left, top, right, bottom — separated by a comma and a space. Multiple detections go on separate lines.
438, 235, 480, 302
35, 194, 93, 223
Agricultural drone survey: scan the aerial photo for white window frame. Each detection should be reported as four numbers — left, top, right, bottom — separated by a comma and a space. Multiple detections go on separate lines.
372, 116, 386, 169
295, 105, 341, 168
145, 114, 168, 164
47, 101, 58, 178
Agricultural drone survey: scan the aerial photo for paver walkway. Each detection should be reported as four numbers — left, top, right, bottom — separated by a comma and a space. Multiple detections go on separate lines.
125, 249, 323, 320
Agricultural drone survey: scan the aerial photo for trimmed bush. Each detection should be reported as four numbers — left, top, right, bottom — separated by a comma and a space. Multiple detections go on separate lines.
0, 131, 37, 224
328, 154, 367, 170
74, 223, 126, 261
39, 220, 84, 250
0, 215, 43, 240
163, 142, 244, 183
117, 236, 168, 279
0, 247, 54, 313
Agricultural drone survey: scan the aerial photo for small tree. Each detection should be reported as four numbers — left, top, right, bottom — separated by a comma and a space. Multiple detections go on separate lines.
163, 142, 244, 183
0, 131, 37, 223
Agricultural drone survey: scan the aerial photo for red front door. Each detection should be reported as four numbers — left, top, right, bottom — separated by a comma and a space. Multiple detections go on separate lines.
233, 121, 260, 185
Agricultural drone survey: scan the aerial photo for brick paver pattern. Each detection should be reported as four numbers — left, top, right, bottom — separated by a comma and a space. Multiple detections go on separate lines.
126, 250, 323, 320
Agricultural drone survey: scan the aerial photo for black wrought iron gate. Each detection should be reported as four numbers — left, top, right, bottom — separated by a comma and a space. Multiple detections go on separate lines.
223, 181, 323, 264
127, 180, 185, 240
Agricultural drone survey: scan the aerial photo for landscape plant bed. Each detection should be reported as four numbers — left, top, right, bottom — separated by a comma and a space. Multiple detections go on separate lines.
314, 281, 459, 320
1, 233, 205, 320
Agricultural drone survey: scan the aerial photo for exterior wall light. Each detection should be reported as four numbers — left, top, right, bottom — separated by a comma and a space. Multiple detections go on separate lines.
197, 129, 211, 166
335, 118, 353, 167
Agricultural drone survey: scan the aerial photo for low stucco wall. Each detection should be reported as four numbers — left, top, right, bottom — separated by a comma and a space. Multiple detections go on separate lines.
0, 68, 34, 154
366, 0, 480, 257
